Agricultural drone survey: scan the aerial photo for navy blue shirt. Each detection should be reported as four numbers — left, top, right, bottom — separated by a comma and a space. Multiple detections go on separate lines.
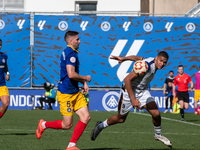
0, 52, 7, 87
58, 46, 79, 94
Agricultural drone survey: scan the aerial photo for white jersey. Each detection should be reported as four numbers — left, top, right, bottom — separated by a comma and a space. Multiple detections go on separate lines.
131, 57, 156, 93
119, 57, 156, 115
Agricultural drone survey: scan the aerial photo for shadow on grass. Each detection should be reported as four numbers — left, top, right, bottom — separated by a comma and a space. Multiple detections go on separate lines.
82, 149, 121, 150
185, 119, 199, 122
81, 148, 186, 150
0, 132, 35, 135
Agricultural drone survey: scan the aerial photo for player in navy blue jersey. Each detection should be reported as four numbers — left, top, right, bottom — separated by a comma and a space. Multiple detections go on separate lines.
0, 39, 10, 126
36, 31, 91, 150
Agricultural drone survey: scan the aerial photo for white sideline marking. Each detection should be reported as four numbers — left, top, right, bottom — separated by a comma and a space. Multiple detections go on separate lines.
3, 128, 200, 136
133, 112, 200, 126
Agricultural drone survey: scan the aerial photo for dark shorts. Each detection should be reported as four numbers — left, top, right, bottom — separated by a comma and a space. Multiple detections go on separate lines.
177, 91, 189, 103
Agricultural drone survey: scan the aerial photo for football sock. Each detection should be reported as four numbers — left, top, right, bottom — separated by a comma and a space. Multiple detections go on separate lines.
0, 112, 3, 118
99, 119, 108, 130
180, 109, 184, 119
45, 120, 63, 129
42, 121, 46, 129
154, 126, 161, 136
67, 142, 75, 148
70, 120, 87, 143
195, 108, 197, 112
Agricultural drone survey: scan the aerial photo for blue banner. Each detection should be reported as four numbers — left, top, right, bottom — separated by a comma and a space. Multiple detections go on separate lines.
33, 15, 200, 88
0, 14, 30, 87
6, 89, 196, 113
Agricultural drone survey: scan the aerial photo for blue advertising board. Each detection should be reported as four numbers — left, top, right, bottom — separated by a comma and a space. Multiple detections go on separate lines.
0, 14, 30, 87
0, 14, 199, 88
33, 15, 200, 88
6, 89, 196, 113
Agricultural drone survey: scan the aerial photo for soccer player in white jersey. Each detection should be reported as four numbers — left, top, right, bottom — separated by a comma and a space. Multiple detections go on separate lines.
91, 51, 172, 148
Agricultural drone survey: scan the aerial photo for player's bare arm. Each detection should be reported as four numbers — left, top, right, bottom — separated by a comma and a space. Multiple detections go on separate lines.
163, 83, 166, 95
4, 62, 9, 81
124, 70, 141, 110
172, 83, 176, 98
67, 65, 91, 84
110, 55, 143, 63
83, 81, 89, 94
189, 81, 194, 91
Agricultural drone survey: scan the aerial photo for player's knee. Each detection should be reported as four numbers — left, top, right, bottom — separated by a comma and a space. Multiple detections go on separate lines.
81, 114, 91, 123
153, 113, 161, 121
2, 101, 9, 109
62, 122, 73, 130
117, 116, 126, 123
118, 118, 126, 123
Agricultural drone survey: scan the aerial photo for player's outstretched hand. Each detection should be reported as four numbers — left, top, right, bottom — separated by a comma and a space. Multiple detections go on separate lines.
132, 99, 141, 110
110, 55, 124, 63
85, 75, 91, 82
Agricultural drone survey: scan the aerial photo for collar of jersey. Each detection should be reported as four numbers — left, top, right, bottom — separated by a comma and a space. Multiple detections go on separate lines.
67, 45, 79, 53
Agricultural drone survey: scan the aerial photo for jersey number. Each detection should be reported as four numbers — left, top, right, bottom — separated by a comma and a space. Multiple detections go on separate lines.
67, 101, 71, 107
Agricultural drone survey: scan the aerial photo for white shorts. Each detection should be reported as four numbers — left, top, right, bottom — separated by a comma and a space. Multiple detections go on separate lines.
118, 88, 154, 116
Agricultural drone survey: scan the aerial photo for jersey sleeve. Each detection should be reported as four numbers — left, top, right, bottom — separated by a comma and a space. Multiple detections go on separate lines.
164, 78, 167, 84
66, 52, 77, 67
187, 74, 192, 83
173, 77, 177, 85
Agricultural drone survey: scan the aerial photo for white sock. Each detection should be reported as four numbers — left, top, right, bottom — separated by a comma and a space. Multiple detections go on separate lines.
99, 119, 109, 130
103, 119, 109, 128
42, 121, 46, 129
67, 142, 75, 148
154, 125, 161, 136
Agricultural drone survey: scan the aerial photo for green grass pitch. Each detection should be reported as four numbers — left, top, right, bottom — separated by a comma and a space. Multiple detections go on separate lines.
0, 110, 200, 150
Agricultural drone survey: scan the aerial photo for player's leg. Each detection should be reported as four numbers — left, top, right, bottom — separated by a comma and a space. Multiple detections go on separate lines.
36, 91, 73, 139
179, 100, 184, 121
0, 95, 9, 118
184, 102, 189, 110
195, 100, 198, 115
177, 91, 185, 121
143, 101, 161, 130
91, 112, 127, 141
194, 90, 198, 115
143, 101, 172, 147
91, 89, 131, 141
183, 92, 189, 110
0, 86, 10, 118
66, 92, 89, 150
164, 96, 168, 113
169, 95, 173, 113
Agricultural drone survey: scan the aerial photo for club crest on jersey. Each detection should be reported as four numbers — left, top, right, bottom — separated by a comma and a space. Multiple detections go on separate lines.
70, 57, 76, 63
67, 108, 71, 112
2, 59, 5, 63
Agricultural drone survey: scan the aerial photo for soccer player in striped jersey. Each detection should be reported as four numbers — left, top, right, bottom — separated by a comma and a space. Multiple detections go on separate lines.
91, 51, 172, 148
0, 39, 10, 128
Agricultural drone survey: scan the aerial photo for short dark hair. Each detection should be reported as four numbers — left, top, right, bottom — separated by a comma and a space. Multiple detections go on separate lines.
178, 65, 183, 68
157, 51, 169, 60
64, 31, 79, 41
169, 70, 174, 73
0, 39, 2, 42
